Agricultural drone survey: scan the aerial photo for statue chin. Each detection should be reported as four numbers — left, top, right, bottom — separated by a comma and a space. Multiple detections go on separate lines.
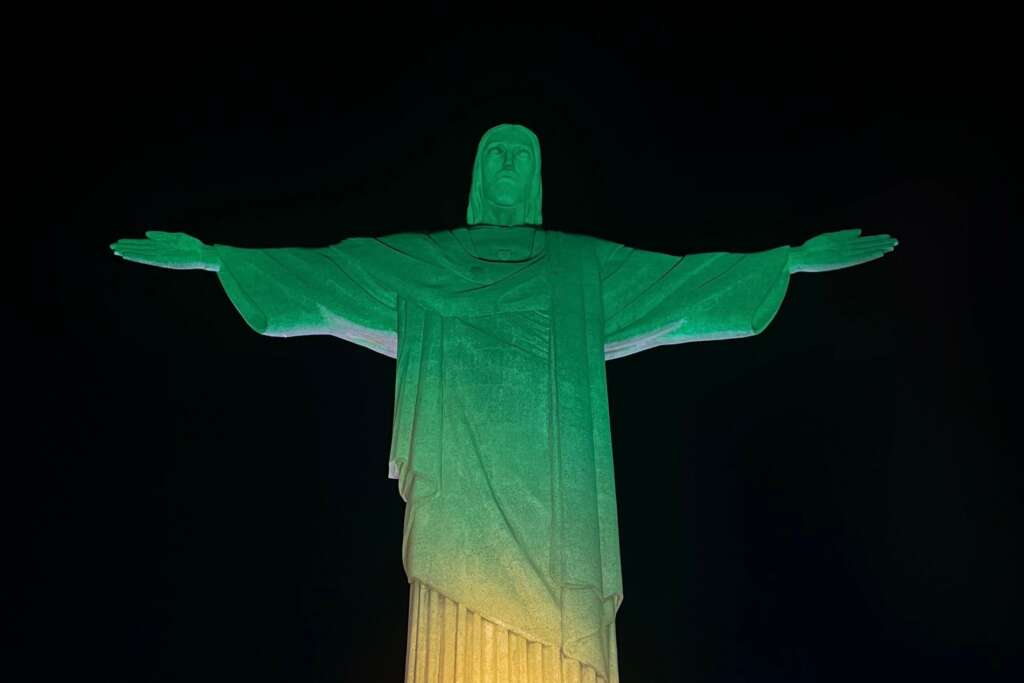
484, 192, 524, 208
478, 194, 527, 226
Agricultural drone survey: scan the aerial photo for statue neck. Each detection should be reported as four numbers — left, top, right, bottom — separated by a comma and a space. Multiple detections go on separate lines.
479, 201, 527, 227
462, 225, 541, 261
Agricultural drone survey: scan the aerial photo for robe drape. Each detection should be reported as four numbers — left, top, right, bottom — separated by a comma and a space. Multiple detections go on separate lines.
213, 226, 791, 681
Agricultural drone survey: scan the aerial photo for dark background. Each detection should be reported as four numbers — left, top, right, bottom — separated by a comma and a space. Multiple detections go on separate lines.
22, 25, 1016, 682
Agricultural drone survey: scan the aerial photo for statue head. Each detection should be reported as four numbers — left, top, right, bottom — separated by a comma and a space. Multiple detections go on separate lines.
467, 123, 543, 226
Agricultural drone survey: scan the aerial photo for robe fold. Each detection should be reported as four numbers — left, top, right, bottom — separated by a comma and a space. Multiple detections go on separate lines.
213, 226, 791, 681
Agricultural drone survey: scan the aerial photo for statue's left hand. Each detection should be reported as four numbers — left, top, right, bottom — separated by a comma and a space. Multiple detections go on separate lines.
789, 229, 898, 274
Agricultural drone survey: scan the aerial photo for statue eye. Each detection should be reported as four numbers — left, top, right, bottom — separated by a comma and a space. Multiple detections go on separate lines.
517, 150, 530, 159
488, 146, 503, 155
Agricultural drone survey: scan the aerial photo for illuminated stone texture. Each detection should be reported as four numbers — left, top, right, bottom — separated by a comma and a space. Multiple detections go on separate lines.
406, 580, 612, 683
111, 124, 897, 681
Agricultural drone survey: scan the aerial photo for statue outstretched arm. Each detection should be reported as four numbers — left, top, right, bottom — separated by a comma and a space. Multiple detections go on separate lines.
111, 231, 398, 357
599, 239, 792, 360
598, 228, 897, 360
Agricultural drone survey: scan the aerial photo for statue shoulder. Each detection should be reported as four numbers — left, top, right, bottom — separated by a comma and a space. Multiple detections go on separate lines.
546, 229, 625, 251
333, 230, 442, 253
325, 231, 450, 271
559, 231, 632, 265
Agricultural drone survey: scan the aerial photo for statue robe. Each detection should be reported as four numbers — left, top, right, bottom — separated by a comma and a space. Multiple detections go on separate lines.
213, 226, 791, 681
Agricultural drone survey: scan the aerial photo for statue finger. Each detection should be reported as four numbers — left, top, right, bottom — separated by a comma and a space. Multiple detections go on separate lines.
116, 253, 194, 269
830, 228, 862, 240
805, 229, 861, 249
112, 249, 154, 261
853, 237, 897, 250
842, 253, 887, 268
112, 246, 172, 258
113, 251, 183, 266
112, 238, 158, 248
853, 235, 893, 245
115, 253, 165, 266
843, 239, 896, 253
844, 245, 894, 259
112, 242, 165, 252
145, 230, 182, 241
857, 243, 897, 256
814, 248, 887, 266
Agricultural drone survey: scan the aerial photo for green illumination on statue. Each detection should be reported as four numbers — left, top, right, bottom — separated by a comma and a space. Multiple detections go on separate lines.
112, 123, 897, 682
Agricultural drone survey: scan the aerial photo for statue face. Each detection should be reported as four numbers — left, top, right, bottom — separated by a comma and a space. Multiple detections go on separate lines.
479, 129, 536, 209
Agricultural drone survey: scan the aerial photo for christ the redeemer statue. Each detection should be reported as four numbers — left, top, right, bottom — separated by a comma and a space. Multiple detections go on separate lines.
112, 123, 897, 683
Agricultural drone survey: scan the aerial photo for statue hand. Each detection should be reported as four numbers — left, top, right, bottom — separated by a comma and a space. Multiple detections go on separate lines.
789, 228, 898, 274
110, 231, 220, 271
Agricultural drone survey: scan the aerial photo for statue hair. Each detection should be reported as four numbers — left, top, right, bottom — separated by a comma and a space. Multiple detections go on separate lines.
466, 123, 543, 226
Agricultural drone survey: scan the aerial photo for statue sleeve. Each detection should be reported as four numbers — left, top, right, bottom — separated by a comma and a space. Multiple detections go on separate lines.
598, 240, 792, 360
212, 237, 398, 358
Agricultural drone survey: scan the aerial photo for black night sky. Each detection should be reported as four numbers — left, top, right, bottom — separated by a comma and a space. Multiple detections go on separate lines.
25, 25, 1017, 682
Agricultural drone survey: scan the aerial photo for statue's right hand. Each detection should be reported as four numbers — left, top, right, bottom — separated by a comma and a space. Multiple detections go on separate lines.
110, 231, 220, 271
